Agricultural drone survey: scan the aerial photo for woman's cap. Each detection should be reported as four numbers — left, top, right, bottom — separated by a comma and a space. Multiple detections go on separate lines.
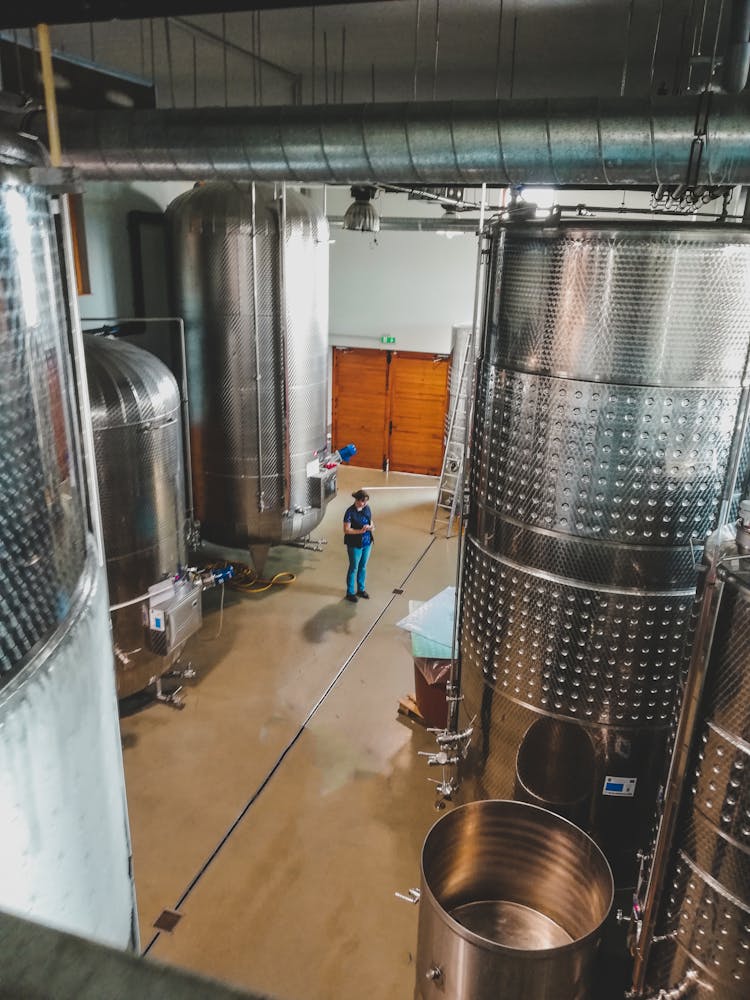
352, 490, 369, 502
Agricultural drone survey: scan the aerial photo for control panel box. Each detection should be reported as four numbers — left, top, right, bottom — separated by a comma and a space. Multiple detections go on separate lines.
146, 578, 202, 657
308, 467, 337, 509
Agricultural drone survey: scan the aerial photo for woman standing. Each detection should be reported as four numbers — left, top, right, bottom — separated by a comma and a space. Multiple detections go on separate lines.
343, 489, 374, 603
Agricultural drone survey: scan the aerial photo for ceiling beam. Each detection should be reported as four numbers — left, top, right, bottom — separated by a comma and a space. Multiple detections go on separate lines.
0, 1, 395, 31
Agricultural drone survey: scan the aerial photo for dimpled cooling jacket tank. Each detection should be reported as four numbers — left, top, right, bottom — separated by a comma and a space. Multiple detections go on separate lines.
458, 221, 750, 900
0, 133, 136, 947
647, 543, 750, 1000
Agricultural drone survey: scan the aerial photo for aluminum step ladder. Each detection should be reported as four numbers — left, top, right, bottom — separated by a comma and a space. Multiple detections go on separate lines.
431, 194, 491, 538
431, 329, 475, 537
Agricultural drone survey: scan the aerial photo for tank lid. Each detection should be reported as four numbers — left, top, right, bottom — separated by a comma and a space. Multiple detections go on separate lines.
0, 129, 48, 169
492, 217, 750, 244
84, 335, 180, 428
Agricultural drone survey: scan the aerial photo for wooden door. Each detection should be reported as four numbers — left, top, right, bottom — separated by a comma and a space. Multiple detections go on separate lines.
332, 348, 449, 475
332, 348, 389, 470
388, 353, 450, 475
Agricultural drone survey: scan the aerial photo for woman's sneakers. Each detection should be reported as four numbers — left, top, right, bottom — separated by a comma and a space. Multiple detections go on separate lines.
357, 590, 370, 599
346, 592, 358, 603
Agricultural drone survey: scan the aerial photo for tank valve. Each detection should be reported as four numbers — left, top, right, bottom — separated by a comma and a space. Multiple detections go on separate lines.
428, 724, 474, 756
394, 888, 421, 904
419, 750, 459, 767
195, 565, 235, 589
425, 966, 443, 983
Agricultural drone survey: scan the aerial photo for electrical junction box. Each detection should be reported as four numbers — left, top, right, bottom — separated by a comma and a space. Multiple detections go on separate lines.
146, 578, 202, 657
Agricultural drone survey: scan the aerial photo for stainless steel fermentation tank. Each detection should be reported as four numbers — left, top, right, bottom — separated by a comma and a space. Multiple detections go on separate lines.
459, 222, 750, 899
166, 183, 334, 569
85, 335, 188, 698
416, 800, 613, 1000
0, 133, 136, 946
644, 535, 750, 1000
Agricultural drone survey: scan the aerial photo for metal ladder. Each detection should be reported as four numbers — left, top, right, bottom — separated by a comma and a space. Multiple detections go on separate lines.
431, 193, 491, 538
431, 330, 475, 537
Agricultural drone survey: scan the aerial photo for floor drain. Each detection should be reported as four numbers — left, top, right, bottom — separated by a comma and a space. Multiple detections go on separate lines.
154, 909, 182, 932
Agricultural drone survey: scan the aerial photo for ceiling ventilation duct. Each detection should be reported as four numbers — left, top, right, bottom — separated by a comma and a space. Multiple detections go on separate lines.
165, 182, 334, 572
456, 221, 750, 927
20, 93, 750, 185
0, 130, 136, 947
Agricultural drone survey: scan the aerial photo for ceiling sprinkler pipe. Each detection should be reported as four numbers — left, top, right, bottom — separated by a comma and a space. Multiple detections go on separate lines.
15, 93, 750, 186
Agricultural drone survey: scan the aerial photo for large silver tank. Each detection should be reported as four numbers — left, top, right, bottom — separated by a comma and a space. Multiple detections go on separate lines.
85, 335, 187, 698
415, 800, 613, 999
166, 183, 333, 566
0, 136, 136, 946
647, 543, 750, 999
459, 223, 750, 900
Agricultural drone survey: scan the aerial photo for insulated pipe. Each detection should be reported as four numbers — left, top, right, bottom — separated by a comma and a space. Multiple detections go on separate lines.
19, 94, 750, 185
722, 0, 750, 93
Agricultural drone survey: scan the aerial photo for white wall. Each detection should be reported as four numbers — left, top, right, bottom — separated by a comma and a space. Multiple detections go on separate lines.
329, 227, 477, 355
325, 186, 479, 356
78, 180, 192, 323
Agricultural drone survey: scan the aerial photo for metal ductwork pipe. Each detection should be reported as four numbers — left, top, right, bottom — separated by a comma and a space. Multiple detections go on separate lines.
17, 94, 750, 185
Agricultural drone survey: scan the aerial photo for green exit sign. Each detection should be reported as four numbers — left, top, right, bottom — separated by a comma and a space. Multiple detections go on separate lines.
380, 336, 396, 344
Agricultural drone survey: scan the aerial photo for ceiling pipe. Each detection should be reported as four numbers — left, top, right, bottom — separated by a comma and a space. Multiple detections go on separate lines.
722, 0, 750, 93
16, 93, 750, 186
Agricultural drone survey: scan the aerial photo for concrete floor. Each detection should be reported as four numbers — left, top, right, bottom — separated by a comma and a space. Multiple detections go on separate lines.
120, 467, 457, 1000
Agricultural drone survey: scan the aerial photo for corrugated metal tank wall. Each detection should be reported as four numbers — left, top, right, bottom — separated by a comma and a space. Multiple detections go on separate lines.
166, 182, 331, 556
85, 335, 187, 698
0, 142, 136, 946
458, 222, 750, 901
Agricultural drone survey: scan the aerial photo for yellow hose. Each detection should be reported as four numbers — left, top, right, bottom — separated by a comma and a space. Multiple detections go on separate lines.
207, 561, 296, 594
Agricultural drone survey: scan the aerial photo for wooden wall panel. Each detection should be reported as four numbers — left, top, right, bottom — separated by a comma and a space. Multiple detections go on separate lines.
332, 348, 388, 470
389, 353, 449, 475
332, 348, 449, 475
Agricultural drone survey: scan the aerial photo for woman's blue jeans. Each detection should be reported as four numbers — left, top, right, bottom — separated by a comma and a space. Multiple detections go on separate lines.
346, 543, 372, 595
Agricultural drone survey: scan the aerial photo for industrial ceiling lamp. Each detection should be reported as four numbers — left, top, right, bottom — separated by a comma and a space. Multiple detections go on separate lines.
343, 185, 380, 233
